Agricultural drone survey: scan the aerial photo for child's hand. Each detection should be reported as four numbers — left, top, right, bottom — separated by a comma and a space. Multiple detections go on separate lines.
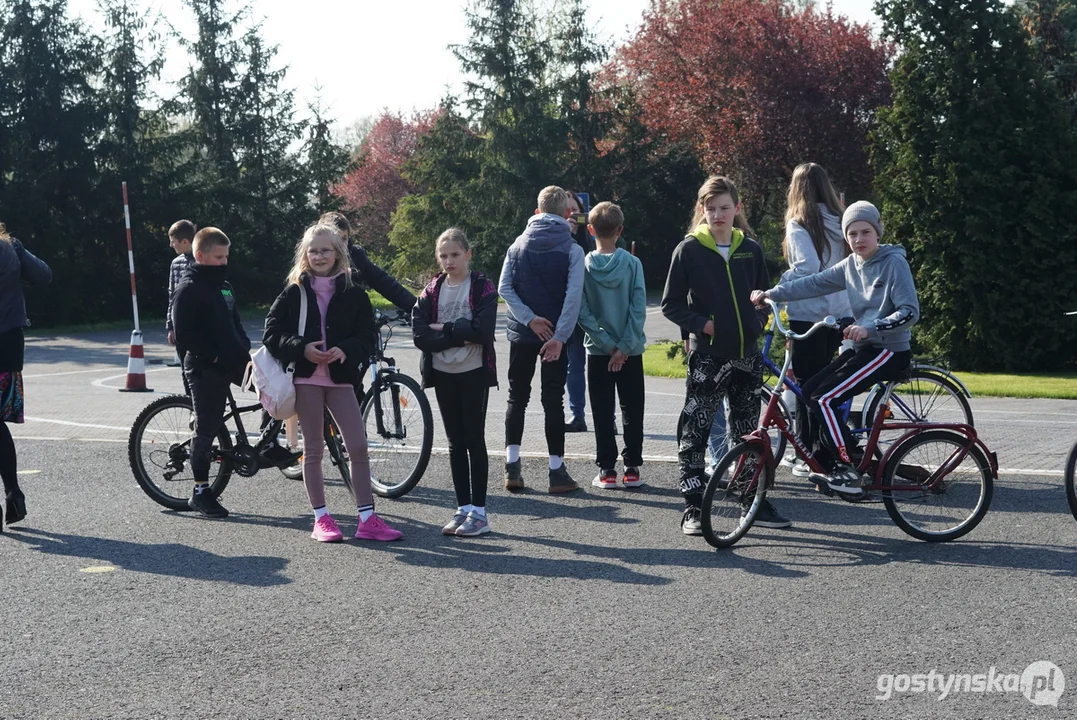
539, 338, 563, 362
608, 349, 627, 373
429, 323, 444, 332
304, 341, 331, 364
702, 320, 715, 336
529, 316, 554, 342
325, 347, 347, 364
168, 331, 176, 345
843, 325, 869, 342
750, 290, 769, 307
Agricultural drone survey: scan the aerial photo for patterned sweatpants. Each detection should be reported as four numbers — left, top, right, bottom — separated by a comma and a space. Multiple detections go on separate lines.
677, 352, 763, 507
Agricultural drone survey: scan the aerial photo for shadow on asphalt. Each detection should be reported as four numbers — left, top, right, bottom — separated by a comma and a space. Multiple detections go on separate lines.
4, 526, 291, 586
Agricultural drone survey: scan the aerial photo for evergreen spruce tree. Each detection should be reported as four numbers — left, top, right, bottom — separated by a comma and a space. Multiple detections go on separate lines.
873, 0, 1077, 370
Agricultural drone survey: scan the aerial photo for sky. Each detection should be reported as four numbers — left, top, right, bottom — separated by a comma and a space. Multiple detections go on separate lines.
66, 0, 880, 131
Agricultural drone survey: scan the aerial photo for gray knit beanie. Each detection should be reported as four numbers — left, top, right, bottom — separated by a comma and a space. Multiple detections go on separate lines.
842, 201, 884, 239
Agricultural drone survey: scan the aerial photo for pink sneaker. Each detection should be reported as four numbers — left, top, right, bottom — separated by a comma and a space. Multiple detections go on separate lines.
354, 513, 403, 542
311, 515, 344, 543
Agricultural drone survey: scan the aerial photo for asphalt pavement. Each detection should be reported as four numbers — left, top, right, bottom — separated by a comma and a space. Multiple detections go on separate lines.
1, 307, 1076, 719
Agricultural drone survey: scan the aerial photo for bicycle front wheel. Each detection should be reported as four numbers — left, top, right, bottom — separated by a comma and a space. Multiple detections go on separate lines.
881, 430, 993, 542
700, 440, 770, 549
864, 370, 973, 456
362, 371, 433, 498
759, 384, 791, 463
1065, 440, 1077, 521
128, 394, 233, 510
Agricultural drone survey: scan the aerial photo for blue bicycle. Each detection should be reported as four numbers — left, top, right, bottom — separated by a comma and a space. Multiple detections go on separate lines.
758, 316, 974, 464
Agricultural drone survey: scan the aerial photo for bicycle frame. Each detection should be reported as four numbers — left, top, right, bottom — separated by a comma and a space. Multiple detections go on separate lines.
366, 311, 409, 440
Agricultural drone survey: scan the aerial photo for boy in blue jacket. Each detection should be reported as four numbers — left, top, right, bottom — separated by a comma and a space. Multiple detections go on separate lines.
576, 202, 647, 490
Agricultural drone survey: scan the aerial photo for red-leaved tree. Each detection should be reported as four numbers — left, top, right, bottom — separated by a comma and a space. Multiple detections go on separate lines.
615, 0, 892, 224
332, 109, 438, 260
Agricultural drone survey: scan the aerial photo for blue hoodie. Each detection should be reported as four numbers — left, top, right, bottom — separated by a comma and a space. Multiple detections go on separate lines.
577, 248, 647, 356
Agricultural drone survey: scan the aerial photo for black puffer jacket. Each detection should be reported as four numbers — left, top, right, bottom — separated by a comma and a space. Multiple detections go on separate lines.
172, 264, 251, 376
262, 271, 375, 387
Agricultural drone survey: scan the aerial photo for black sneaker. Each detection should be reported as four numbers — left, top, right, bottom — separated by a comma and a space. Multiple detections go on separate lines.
258, 442, 303, 468
189, 488, 229, 518
5, 488, 26, 524
564, 417, 588, 433
752, 499, 793, 529
548, 465, 580, 494
504, 460, 524, 492
681, 506, 703, 535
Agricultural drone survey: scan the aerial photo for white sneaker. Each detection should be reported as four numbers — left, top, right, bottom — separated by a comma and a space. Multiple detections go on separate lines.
791, 462, 811, 478
592, 471, 618, 489
779, 453, 797, 468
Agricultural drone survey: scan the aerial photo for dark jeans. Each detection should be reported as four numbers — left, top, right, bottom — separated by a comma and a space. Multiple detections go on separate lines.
789, 321, 842, 447
434, 368, 490, 507
185, 367, 232, 483
566, 328, 587, 421
505, 342, 568, 458
803, 348, 911, 468
677, 353, 763, 507
587, 354, 644, 470
0, 421, 16, 494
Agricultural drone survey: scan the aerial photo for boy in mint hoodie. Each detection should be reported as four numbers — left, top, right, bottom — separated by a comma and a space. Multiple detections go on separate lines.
576, 202, 648, 489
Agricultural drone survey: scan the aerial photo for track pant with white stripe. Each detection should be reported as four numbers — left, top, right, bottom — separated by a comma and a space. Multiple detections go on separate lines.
802, 347, 911, 469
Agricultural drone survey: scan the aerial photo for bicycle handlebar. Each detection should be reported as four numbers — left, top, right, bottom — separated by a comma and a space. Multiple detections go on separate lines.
764, 298, 839, 341
374, 309, 411, 328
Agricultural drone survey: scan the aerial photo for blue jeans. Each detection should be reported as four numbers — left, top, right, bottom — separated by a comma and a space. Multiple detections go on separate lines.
707, 399, 728, 472
566, 330, 587, 420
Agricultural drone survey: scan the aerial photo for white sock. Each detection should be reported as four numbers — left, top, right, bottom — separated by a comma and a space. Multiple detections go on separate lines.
358, 504, 374, 522
313, 505, 328, 519
471, 506, 486, 517
549, 455, 563, 470
506, 445, 521, 463
458, 504, 474, 515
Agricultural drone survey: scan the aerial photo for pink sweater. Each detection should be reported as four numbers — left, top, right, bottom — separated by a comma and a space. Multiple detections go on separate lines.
294, 272, 352, 388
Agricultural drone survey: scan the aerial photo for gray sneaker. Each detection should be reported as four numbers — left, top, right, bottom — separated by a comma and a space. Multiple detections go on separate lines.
455, 512, 491, 537
548, 465, 580, 494
442, 512, 468, 535
504, 460, 524, 492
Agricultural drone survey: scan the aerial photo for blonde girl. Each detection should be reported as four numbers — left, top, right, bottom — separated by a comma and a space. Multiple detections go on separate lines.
263, 223, 402, 542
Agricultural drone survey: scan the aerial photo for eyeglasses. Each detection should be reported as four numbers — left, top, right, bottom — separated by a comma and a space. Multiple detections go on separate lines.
307, 248, 336, 258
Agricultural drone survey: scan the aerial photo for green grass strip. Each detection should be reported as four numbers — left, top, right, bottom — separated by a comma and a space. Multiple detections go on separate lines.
643, 342, 1077, 399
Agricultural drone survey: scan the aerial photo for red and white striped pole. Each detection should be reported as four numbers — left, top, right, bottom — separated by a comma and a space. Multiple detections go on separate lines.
120, 181, 152, 392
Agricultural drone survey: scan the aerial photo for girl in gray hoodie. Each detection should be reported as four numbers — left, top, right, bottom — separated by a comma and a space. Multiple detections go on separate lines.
754, 201, 919, 497
781, 163, 851, 470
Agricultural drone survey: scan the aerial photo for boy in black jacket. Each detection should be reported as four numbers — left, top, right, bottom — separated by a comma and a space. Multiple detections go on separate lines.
171, 227, 251, 518
662, 176, 791, 534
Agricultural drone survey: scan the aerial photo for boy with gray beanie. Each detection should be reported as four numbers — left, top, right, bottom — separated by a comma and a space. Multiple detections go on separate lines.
751, 201, 919, 497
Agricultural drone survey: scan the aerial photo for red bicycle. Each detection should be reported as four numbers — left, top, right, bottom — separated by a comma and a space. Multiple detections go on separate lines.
700, 300, 997, 548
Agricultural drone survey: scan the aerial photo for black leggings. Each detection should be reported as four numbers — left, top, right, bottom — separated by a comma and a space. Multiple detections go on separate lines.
0, 421, 17, 494
185, 368, 232, 483
505, 342, 568, 457
789, 321, 843, 446
434, 368, 490, 507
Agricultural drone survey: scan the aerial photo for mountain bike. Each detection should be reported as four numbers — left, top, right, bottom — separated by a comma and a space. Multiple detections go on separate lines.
360, 309, 433, 498
700, 300, 996, 548
128, 388, 349, 511
759, 322, 973, 463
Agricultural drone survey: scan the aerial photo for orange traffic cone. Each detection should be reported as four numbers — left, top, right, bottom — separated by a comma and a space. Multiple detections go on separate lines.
119, 330, 153, 392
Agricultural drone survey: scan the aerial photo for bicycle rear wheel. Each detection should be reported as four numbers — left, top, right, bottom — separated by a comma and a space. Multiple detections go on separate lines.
864, 371, 972, 456
700, 440, 770, 549
362, 371, 433, 498
1065, 439, 1077, 522
128, 394, 233, 510
881, 430, 993, 542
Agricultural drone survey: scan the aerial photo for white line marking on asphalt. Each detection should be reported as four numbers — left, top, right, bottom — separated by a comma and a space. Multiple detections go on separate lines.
13, 436, 126, 443
24, 417, 132, 431
23, 367, 121, 379
90, 367, 172, 389
16, 469, 41, 475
